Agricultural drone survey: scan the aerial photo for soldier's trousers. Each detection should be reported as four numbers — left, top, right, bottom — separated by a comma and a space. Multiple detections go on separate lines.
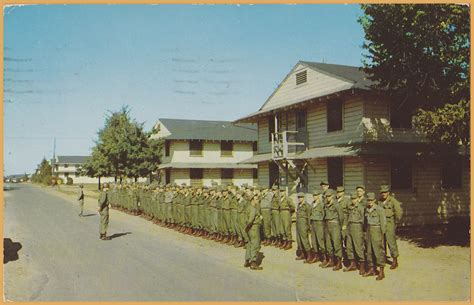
99, 208, 109, 235
271, 209, 283, 238
325, 221, 342, 258
245, 223, 261, 262
223, 210, 231, 235
310, 220, 325, 253
185, 206, 192, 226
230, 209, 238, 236
211, 209, 219, 233
191, 206, 198, 228
385, 217, 399, 258
261, 209, 272, 239
367, 225, 386, 267
346, 223, 365, 261
167, 203, 173, 223
79, 199, 84, 215
280, 210, 292, 241
296, 222, 312, 252
239, 215, 250, 242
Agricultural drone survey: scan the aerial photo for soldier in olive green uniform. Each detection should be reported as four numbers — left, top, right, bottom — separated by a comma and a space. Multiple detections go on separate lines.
270, 185, 284, 248
343, 191, 366, 273
279, 188, 295, 250
380, 185, 403, 269
244, 191, 263, 270
228, 186, 239, 246
336, 186, 351, 265
356, 185, 368, 208
235, 188, 248, 247
221, 188, 232, 244
259, 187, 273, 246
309, 190, 325, 263
98, 183, 111, 240
77, 184, 85, 217
321, 189, 344, 270
165, 185, 174, 227
209, 188, 220, 240
295, 192, 315, 263
364, 192, 387, 280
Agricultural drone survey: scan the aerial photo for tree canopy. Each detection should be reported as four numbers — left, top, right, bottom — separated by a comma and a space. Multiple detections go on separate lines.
31, 157, 52, 185
81, 106, 162, 184
359, 4, 469, 149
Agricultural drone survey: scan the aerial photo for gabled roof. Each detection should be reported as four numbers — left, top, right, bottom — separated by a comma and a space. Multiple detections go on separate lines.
154, 118, 257, 142
56, 156, 89, 164
235, 60, 376, 123
300, 61, 374, 90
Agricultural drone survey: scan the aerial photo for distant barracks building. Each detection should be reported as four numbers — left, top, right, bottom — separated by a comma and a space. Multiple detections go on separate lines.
236, 61, 470, 226
52, 155, 115, 185
151, 118, 258, 187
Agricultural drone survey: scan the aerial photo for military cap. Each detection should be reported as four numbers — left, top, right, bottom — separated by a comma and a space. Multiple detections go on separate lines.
367, 192, 376, 200
336, 186, 345, 192
79, 184, 84, 188
325, 189, 335, 197
320, 181, 329, 186
297, 192, 305, 198
379, 185, 390, 193
350, 191, 358, 199
312, 189, 321, 195
356, 185, 365, 190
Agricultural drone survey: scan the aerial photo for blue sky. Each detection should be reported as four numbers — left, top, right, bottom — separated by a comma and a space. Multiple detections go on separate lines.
4, 4, 366, 176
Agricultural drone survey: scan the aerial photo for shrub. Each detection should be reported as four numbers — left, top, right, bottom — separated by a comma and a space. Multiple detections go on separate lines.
66, 177, 73, 185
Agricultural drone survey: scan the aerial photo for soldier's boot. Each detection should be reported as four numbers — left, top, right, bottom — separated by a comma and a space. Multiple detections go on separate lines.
319, 254, 328, 267
304, 250, 316, 264
244, 260, 251, 268
322, 256, 335, 268
278, 239, 285, 249
343, 259, 357, 272
308, 250, 319, 263
233, 238, 240, 248
250, 261, 263, 270
285, 240, 293, 250
359, 261, 366, 275
376, 267, 385, 281
271, 237, 278, 246
295, 248, 305, 260
220, 235, 228, 243
238, 240, 245, 247
390, 257, 398, 270
333, 257, 342, 271
363, 265, 377, 277
226, 236, 233, 245
99, 233, 104, 240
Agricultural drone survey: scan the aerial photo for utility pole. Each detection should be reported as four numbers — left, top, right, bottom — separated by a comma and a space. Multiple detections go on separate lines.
52, 137, 56, 175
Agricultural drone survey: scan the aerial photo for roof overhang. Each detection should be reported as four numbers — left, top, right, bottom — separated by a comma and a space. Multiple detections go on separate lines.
238, 153, 273, 164
234, 88, 364, 123
158, 163, 257, 169
296, 146, 360, 159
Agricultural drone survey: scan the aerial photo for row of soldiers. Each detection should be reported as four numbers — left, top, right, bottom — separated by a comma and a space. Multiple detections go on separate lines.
105, 180, 402, 277
294, 182, 403, 281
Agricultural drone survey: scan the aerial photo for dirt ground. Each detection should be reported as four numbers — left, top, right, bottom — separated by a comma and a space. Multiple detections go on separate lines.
28, 183, 471, 301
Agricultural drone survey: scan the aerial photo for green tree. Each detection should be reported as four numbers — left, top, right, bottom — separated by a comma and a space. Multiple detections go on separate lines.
31, 158, 52, 185
84, 106, 162, 185
359, 4, 469, 148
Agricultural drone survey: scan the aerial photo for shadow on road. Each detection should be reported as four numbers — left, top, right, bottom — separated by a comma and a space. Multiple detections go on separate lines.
81, 214, 96, 217
109, 232, 132, 240
398, 220, 470, 248
4, 238, 22, 264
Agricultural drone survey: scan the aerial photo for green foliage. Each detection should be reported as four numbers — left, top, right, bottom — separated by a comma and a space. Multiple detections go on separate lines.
413, 100, 470, 148
83, 106, 163, 181
66, 177, 73, 185
31, 158, 53, 185
359, 4, 470, 148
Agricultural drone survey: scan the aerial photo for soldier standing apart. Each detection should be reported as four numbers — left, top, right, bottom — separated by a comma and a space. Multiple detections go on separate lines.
364, 192, 387, 280
244, 192, 263, 270
77, 184, 85, 217
380, 185, 403, 269
98, 183, 111, 240
343, 191, 366, 273
336, 186, 350, 265
309, 190, 325, 263
320, 189, 344, 270
295, 192, 315, 263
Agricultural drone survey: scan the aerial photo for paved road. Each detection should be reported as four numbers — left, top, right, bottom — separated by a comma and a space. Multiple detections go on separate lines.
4, 184, 297, 301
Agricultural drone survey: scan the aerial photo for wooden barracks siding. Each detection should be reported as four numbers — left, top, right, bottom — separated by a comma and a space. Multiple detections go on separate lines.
363, 156, 470, 226
307, 96, 365, 148
258, 117, 271, 154
344, 157, 364, 192
307, 158, 328, 190
258, 162, 269, 187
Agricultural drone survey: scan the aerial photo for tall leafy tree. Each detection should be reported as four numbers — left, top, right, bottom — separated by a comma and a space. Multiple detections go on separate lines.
31, 157, 52, 185
359, 4, 469, 148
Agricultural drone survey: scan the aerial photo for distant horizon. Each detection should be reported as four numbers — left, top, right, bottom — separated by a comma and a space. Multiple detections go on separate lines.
4, 4, 366, 176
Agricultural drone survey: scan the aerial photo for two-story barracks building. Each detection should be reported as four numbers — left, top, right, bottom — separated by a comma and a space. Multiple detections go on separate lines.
151, 118, 258, 187
236, 61, 469, 226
